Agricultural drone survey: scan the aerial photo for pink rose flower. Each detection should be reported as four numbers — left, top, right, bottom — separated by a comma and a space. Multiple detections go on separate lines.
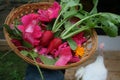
21, 13, 39, 26
38, 10, 50, 22
38, 2, 61, 22
55, 42, 72, 66
18, 13, 42, 47
17, 25, 24, 32
23, 32, 41, 46
47, 2, 61, 20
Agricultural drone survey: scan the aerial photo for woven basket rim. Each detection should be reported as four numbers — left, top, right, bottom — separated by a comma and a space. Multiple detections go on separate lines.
3, 2, 98, 70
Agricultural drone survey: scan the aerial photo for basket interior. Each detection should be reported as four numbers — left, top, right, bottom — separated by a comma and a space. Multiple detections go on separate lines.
4, 2, 98, 69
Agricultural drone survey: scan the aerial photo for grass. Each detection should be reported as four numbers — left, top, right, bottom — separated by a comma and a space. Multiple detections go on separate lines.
0, 51, 27, 80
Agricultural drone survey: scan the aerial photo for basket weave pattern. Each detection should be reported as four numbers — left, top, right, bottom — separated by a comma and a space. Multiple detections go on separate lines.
4, 2, 98, 69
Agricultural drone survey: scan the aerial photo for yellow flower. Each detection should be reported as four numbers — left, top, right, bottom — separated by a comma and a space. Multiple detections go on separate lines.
75, 46, 85, 57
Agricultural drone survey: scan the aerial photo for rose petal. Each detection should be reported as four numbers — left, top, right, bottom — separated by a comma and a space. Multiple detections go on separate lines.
23, 32, 40, 46
38, 2, 61, 22
22, 25, 42, 47
17, 25, 25, 33
48, 2, 61, 20
58, 42, 68, 50
21, 13, 39, 26
38, 10, 50, 22
55, 46, 72, 66
51, 49, 59, 58
32, 25, 42, 38
25, 24, 34, 33
35, 46, 48, 55
72, 32, 87, 46
69, 56, 80, 63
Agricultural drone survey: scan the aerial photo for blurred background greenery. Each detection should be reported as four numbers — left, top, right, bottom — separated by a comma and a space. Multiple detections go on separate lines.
0, 51, 27, 80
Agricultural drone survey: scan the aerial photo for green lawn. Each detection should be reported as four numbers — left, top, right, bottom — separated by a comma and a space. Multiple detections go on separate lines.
0, 51, 27, 80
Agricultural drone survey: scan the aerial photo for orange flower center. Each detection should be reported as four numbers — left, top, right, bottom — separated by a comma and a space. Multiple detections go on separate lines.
75, 46, 85, 57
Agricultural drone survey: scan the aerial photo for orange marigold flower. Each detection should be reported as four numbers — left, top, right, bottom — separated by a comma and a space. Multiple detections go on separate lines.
75, 46, 85, 57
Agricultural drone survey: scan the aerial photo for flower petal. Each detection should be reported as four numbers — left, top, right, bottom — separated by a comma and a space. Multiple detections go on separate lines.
69, 56, 80, 63
55, 46, 72, 66
75, 46, 85, 57
38, 2, 61, 22
23, 32, 40, 46
32, 25, 42, 38
47, 2, 61, 20
72, 32, 87, 46
35, 46, 48, 55
17, 25, 25, 33
38, 10, 50, 22
51, 49, 59, 58
21, 13, 39, 26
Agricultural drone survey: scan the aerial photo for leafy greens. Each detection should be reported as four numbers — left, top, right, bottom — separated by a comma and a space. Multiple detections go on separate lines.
52, 0, 120, 40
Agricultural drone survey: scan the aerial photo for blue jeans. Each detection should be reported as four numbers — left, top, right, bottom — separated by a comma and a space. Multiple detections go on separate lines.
25, 64, 65, 80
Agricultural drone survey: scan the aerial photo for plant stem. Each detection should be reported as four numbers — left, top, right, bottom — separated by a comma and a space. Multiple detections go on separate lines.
61, 26, 89, 39
54, 18, 67, 32
61, 13, 101, 38
30, 53, 45, 80
52, 11, 63, 32
52, 4, 69, 32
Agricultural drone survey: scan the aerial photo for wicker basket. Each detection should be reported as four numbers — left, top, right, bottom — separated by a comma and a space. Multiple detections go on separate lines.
3, 2, 98, 70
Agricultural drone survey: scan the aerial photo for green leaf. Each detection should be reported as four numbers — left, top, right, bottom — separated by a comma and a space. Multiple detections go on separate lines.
46, 19, 55, 30
101, 13, 120, 25
20, 50, 29, 56
14, 27, 22, 37
90, 0, 98, 14
63, 8, 78, 19
31, 51, 38, 58
52, 0, 82, 32
62, 26, 89, 39
22, 40, 33, 48
64, 21, 72, 30
21, 50, 38, 58
75, 10, 89, 19
64, 21, 79, 33
40, 55, 58, 65
3, 24, 22, 40
56, 0, 120, 39
67, 38, 77, 50
74, 0, 81, 3
3, 24, 14, 35
54, 31, 62, 37
14, 19, 21, 27
62, 1, 80, 13
4, 23, 22, 37
101, 21, 118, 37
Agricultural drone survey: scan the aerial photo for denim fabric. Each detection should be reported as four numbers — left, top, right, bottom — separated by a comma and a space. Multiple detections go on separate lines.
25, 64, 64, 80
